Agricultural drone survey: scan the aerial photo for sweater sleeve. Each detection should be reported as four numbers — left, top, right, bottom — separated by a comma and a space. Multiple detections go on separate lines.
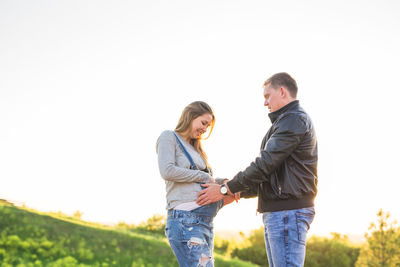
156, 130, 211, 183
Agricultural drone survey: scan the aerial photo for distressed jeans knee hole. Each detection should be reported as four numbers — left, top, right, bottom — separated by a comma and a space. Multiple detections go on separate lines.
187, 237, 206, 249
198, 253, 212, 267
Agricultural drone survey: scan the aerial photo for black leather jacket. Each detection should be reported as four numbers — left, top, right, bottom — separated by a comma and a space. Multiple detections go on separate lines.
227, 100, 318, 212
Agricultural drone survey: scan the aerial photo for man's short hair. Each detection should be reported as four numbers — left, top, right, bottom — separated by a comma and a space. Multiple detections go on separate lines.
264, 72, 298, 98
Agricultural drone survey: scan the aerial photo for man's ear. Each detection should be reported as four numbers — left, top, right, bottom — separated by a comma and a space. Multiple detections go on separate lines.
279, 87, 286, 97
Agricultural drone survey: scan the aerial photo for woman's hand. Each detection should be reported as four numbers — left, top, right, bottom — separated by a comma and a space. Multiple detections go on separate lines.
223, 192, 241, 205
234, 192, 241, 202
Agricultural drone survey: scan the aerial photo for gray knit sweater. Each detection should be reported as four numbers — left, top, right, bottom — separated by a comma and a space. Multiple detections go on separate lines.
156, 130, 212, 210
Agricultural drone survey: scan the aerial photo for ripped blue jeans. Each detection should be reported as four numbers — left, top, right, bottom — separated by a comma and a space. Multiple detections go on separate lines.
165, 200, 224, 267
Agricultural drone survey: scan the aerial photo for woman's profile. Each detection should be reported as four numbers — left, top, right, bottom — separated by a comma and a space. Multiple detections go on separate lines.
156, 101, 236, 267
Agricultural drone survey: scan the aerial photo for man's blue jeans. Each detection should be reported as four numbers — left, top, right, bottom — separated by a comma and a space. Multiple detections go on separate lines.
263, 207, 315, 267
165, 200, 224, 267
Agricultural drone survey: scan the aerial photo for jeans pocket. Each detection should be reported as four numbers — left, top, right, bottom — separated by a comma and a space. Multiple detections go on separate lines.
166, 219, 182, 241
295, 211, 314, 244
181, 216, 200, 226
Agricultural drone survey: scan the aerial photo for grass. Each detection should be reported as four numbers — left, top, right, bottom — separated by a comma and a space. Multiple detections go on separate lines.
0, 202, 258, 266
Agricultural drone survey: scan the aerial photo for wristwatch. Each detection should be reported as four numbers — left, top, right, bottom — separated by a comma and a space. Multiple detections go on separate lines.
220, 184, 228, 195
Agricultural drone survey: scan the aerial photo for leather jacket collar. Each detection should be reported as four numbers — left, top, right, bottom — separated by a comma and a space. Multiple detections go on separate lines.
268, 100, 300, 123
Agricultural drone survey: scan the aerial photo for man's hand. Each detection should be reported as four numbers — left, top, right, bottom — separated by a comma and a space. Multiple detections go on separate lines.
196, 184, 224, 205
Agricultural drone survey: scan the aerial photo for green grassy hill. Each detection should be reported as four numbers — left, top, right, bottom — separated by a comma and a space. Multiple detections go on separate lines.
0, 202, 258, 267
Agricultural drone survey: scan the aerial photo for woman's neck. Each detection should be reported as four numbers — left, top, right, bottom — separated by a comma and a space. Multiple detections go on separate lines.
177, 132, 191, 143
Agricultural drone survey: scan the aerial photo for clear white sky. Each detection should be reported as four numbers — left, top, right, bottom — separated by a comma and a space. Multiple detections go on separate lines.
1, 0, 400, 237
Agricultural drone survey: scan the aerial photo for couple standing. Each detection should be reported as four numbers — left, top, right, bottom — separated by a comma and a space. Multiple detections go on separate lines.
156, 72, 318, 267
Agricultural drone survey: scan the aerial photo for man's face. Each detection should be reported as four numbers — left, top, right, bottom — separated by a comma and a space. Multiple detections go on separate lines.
263, 83, 283, 112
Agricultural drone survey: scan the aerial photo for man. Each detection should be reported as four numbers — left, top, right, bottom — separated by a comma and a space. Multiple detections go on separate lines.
197, 72, 318, 267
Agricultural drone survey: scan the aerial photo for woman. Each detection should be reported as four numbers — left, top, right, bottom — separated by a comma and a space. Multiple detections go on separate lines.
156, 101, 235, 267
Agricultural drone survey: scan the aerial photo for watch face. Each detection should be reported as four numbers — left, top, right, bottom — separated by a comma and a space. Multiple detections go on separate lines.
220, 186, 228, 194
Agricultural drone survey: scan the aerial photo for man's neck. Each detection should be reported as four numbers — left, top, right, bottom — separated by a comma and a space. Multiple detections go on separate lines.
268, 100, 300, 123
283, 98, 296, 107
276, 99, 296, 111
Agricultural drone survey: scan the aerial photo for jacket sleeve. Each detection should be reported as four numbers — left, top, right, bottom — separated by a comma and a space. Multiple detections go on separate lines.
217, 178, 258, 198
156, 131, 211, 183
227, 114, 307, 193
238, 179, 259, 198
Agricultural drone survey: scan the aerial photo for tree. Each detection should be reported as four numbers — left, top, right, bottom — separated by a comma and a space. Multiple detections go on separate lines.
230, 227, 268, 266
138, 214, 166, 235
305, 233, 360, 267
356, 209, 400, 267
73, 211, 83, 220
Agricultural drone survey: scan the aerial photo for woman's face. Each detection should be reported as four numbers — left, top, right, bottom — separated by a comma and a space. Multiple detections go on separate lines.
189, 113, 213, 140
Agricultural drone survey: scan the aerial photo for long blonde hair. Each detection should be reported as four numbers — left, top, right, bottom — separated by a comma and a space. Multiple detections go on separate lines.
174, 101, 215, 169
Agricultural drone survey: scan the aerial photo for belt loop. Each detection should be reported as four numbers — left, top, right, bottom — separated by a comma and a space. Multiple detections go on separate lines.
168, 209, 174, 218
